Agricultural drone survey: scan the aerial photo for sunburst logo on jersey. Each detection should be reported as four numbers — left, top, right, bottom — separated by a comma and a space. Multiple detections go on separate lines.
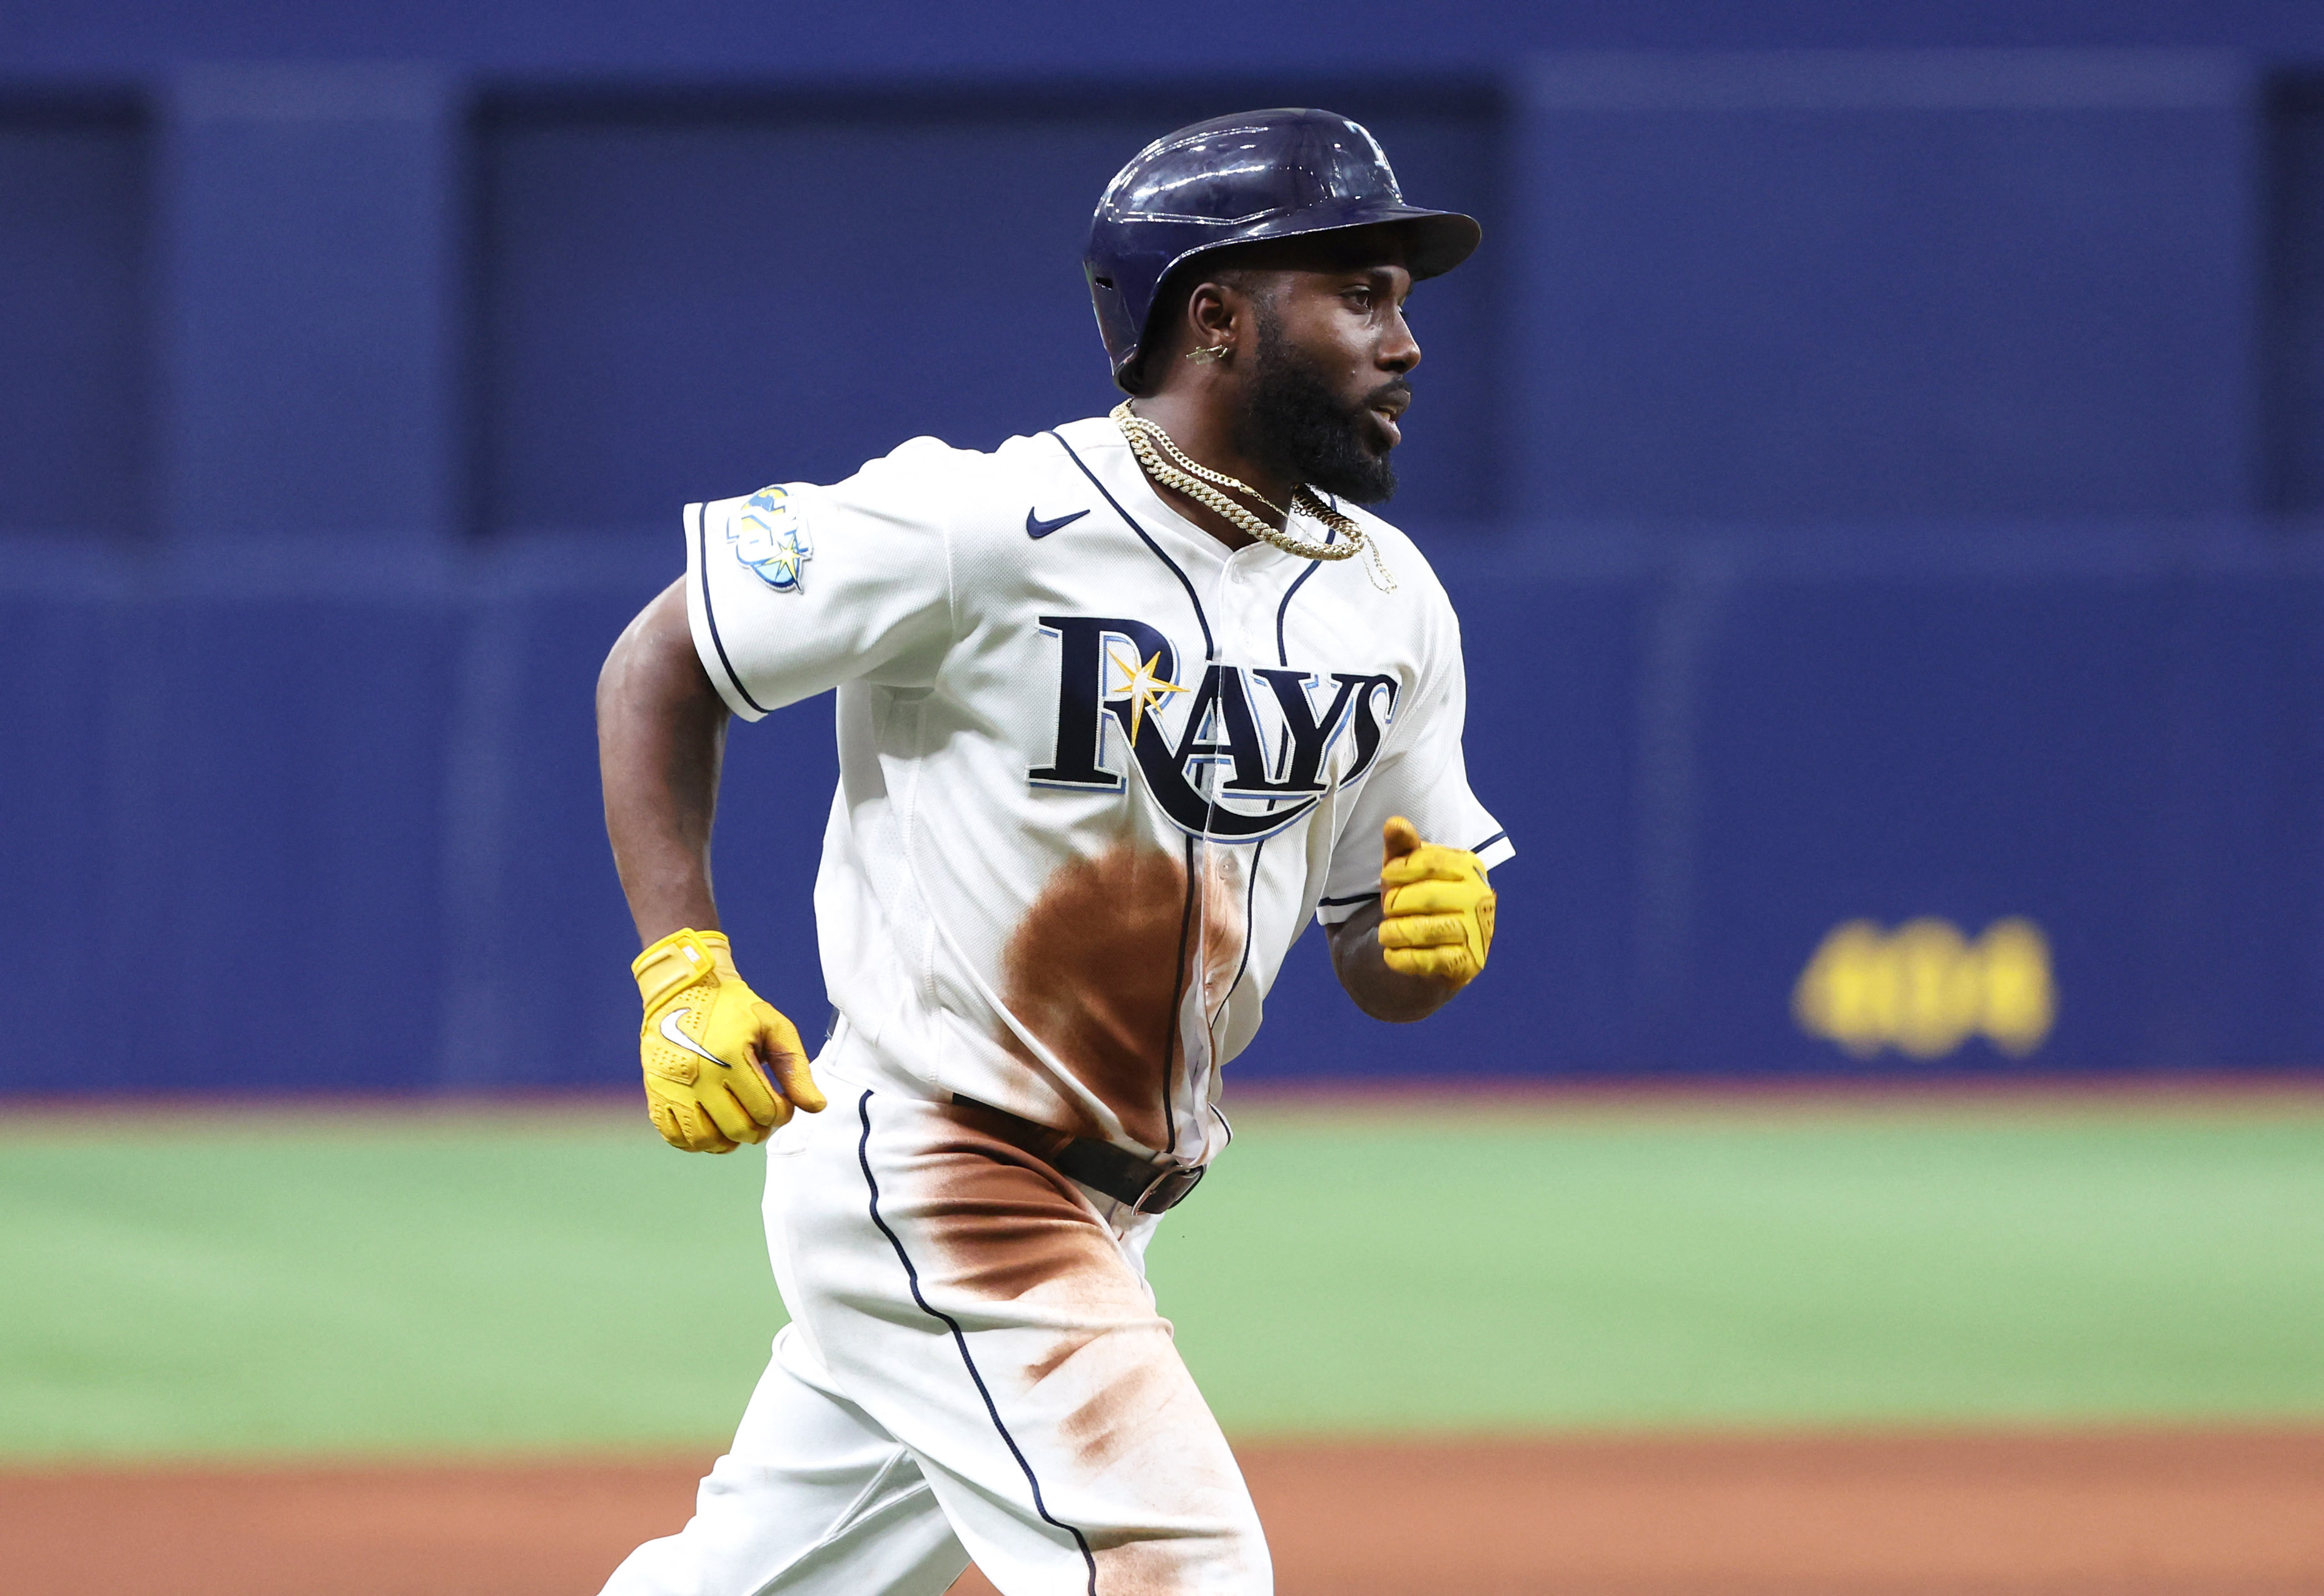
1106, 648, 1187, 745
729, 487, 813, 592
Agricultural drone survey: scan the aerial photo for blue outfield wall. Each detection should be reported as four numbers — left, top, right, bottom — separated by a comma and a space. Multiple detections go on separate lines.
7, 524, 2324, 1092
10, 32, 2324, 1087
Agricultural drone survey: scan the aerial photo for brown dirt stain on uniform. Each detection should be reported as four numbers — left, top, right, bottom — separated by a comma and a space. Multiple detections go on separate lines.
908, 1107, 1135, 1304
902, 1108, 1250, 1554
1057, 1341, 1206, 1466
997, 838, 1246, 1151
1087, 1533, 1241, 1596
1055, 1330, 1261, 1594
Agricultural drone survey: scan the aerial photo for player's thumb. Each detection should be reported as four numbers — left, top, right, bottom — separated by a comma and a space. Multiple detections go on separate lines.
1381, 815, 1424, 867
764, 1037, 827, 1114
744, 1002, 828, 1116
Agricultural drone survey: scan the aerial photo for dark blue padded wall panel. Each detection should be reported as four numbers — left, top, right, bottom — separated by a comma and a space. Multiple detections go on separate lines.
475, 89, 1503, 534
135, 599, 460, 1091
16, 0, 2324, 78
434, 575, 664, 1089
0, 593, 115, 1051
1513, 52, 2259, 521
1679, 558, 2324, 1074
0, 579, 459, 1095
148, 604, 457, 1092
161, 65, 460, 541
7, 537, 2324, 1094
0, 104, 147, 535
2265, 75, 2324, 512
14, 36, 2324, 1095
1230, 537, 2324, 1083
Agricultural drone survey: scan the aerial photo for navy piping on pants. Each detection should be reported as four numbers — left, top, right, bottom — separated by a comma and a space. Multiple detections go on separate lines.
855, 1090, 1100, 1596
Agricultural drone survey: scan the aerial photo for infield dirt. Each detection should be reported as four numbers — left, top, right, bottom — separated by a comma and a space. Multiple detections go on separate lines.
6, 1428, 2320, 1595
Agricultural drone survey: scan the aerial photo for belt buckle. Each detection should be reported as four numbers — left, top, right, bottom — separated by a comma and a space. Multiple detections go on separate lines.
1132, 1160, 1204, 1215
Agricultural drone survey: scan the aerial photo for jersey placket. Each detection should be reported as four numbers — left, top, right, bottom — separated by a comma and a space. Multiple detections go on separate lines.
1172, 545, 1290, 1159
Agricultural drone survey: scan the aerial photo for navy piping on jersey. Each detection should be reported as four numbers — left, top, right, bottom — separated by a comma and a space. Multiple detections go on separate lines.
855, 1092, 1100, 1596
1314, 835, 1500, 920
1264, 531, 1336, 803
1159, 831, 1200, 1154
1273, 527, 1337, 667
1209, 840, 1266, 1050
1052, 428, 1309, 1147
694, 502, 770, 716
1047, 430, 1216, 662
1263, 537, 1336, 808
1315, 831, 1504, 916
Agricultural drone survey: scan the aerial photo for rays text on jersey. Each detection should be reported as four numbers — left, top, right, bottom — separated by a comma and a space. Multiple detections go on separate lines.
1028, 615, 1398, 841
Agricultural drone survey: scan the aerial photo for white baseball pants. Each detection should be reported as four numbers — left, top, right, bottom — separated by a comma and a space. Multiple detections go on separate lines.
599, 1040, 1271, 1596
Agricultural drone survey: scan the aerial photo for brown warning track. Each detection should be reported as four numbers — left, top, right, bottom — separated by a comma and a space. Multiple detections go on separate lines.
6, 1428, 2322, 1595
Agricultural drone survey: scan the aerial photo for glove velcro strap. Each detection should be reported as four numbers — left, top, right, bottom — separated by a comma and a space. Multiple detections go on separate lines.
632, 928, 728, 1011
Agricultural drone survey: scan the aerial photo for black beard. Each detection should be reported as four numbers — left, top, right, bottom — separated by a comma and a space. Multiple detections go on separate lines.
1235, 313, 1404, 506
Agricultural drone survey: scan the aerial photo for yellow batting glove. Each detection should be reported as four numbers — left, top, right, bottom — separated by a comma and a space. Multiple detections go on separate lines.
631, 929, 826, 1153
1376, 815, 1496, 989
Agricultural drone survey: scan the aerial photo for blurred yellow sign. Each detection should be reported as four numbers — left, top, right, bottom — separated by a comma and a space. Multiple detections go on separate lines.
1792, 917, 2054, 1059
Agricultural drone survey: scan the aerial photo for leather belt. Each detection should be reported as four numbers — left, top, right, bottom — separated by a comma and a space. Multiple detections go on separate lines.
950, 1094, 1206, 1215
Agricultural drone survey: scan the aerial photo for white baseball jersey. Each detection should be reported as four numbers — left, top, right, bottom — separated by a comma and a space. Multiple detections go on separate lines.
684, 414, 1512, 1167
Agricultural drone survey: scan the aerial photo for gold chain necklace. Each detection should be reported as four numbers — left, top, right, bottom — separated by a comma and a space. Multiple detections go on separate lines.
1117, 404, 1299, 520
1112, 401, 1395, 590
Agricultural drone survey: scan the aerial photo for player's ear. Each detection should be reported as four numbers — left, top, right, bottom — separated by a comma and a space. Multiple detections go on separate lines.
1184, 281, 1240, 362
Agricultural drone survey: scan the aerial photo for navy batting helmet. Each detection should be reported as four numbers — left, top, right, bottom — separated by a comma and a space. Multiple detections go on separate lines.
1085, 108, 1481, 392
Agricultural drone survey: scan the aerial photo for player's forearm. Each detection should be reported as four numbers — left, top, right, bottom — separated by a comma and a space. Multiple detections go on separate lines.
1326, 900, 1461, 1023
599, 580, 729, 947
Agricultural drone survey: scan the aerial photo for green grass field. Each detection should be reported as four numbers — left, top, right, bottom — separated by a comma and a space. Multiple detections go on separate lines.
3, 1094, 2321, 1463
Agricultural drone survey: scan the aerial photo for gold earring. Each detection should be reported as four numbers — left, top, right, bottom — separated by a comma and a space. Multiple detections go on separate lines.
1186, 343, 1230, 365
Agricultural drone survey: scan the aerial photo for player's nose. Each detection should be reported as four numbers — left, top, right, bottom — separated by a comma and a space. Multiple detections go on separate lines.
1381, 310, 1420, 374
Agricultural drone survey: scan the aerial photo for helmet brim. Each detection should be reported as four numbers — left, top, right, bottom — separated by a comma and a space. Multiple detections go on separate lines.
1116, 203, 1482, 387
1156, 200, 1482, 286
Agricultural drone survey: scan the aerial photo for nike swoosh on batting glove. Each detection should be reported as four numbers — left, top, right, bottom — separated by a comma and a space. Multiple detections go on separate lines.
631, 929, 826, 1153
1376, 815, 1497, 989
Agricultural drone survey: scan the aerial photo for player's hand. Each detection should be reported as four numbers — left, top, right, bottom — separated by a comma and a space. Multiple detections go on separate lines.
631, 929, 826, 1152
1376, 816, 1496, 989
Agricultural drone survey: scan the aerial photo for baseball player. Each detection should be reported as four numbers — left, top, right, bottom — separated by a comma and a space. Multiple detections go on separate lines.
594, 108, 1510, 1596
